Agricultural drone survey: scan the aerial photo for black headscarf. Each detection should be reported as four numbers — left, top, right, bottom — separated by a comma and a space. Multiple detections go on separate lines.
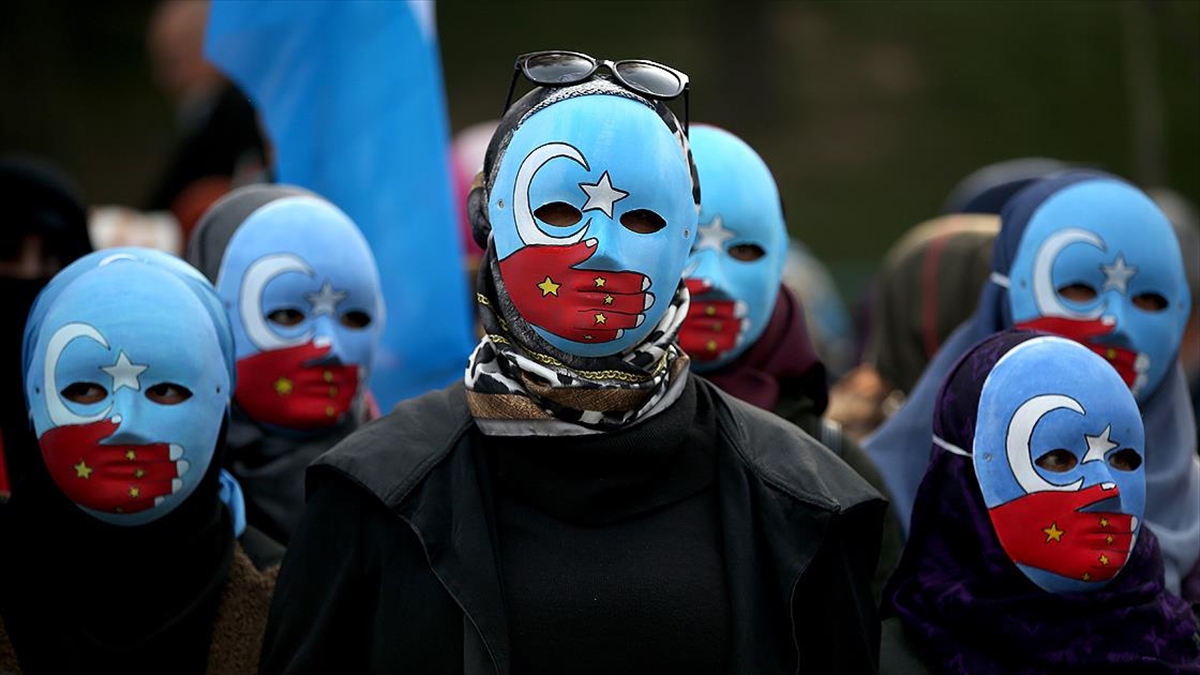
0, 156, 93, 499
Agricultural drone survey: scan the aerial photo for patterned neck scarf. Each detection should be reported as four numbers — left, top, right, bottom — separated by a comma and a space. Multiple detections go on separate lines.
465, 247, 690, 436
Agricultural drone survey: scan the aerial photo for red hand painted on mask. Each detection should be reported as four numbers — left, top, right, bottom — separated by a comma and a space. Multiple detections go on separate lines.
1014, 317, 1142, 388
235, 341, 359, 430
678, 278, 744, 362
498, 241, 652, 344
988, 483, 1135, 583
39, 418, 183, 514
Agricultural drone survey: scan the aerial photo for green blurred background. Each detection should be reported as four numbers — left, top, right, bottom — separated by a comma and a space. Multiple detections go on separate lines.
3, 0, 1197, 300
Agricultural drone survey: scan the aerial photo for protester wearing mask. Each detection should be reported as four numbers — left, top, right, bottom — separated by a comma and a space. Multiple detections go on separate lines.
678, 124, 902, 598
2, 248, 276, 674
881, 330, 1200, 674
865, 171, 1199, 601
186, 186, 384, 549
260, 53, 885, 674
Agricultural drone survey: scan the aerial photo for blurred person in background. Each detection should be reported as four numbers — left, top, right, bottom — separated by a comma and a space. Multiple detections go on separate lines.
2, 248, 276, 674
186, 185, 384, 550
827, 214, 998, 442
146, 0, 267, 241
0, 156, 93, 503
89, 205, 184, 255
261, 59, 885, 674
881, 330, 1200, 674
679, 124, 902, 598
451, 120, 497, 288
781, 240, 856, 379
865, 171, 1199, 601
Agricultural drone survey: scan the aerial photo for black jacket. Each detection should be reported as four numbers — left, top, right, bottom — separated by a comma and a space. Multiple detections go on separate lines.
260, 376, 886, 674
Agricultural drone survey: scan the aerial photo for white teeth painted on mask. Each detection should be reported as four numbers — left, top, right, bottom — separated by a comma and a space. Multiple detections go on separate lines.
641, 276, 651, 291
635, 314, 645, 328
176, 460, 190, 476
1101, 315, 1116, 326
734, 301, 748, 318
314, 336, 332, 348
110, 415, 123, 424
1131, 516, 1138, 531
644, 294, 655, 310
1102, 482, 1116, 490
169, 444, 184, 461
154, 497, 165, 507
585, 238, 598, 248
615, 329, 625, 340
172, 478, 183, 493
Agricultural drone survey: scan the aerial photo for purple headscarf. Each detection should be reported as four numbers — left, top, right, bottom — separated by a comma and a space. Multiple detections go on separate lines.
884, 330, 1200, 675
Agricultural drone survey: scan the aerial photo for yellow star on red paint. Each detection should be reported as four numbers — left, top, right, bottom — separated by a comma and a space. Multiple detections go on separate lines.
1098, 554, 1110, 566
125, 450, 136, 461
74, 460, 93, 480
603, 295, 614, 305
1082, 572, 1092, 581
594, 313, 607, 325
275, 378, 293, 395
1042, 522, 1065, 543
593, 276, 606, 288
706, 340, 718, 353
537, 276, 561, 297
128, 486, 140, 498
1099, 518, 1110, 528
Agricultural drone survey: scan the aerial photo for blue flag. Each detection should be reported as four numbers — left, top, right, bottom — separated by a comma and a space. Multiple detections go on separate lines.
205, 0, 474, 409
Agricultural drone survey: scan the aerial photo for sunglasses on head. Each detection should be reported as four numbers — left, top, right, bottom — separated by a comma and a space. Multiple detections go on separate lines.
502, 50, 690, 134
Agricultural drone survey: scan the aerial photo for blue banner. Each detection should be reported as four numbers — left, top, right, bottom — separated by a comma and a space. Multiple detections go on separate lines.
205, 0, 474, 409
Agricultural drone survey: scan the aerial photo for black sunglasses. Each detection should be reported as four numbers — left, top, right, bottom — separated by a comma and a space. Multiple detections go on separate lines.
502, 50, 690, 134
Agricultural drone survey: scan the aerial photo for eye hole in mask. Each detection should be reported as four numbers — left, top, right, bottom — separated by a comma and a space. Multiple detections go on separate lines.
534, 201, 583, 228
145, 382, 193, 405
1056, 283, 1098, 303
268, 308, 306, 327
728, 243, 766, 262
1035, 448, 1078, 473
62, 381, 107, 405
340, 310, 372, 329
1132, 292, 1168, 312
621, 208, 666, 234
1108, 447, 1143, 471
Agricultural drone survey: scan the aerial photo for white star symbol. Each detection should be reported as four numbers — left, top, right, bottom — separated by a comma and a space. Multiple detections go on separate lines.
578, 171, 629, 219
305, 280, 348, 316
1081, 424, 1120, 464
101, 351, 148, 392
1101, 255, 1138, 294
694, 215, 737, 253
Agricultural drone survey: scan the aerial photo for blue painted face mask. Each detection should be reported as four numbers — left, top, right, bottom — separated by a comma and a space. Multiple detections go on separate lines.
486, 86, 697, 357
214, 195, 384, 430
678, 125, 788, 370
25, 259, 232, 526
1000, 178, 1191, 400
967, 335, 1145, 593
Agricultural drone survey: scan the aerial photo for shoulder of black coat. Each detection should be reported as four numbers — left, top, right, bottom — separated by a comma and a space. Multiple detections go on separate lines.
308, 381, 473, 510
700, 377, 884, 514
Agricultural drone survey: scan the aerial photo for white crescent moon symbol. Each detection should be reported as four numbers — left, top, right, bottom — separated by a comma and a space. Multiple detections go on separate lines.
1006, 394, 1086, 493
44, 322, 112, 427
239, 254, 314, 351
1032, 228, 1106, 319
513, 142, 591, 246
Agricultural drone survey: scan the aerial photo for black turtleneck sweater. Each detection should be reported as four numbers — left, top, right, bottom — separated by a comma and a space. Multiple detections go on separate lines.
483, 378, 730, 674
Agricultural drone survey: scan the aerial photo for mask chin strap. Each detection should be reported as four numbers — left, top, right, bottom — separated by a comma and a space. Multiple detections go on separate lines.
933, 434, 971, 457
989, 272, 1011, 289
